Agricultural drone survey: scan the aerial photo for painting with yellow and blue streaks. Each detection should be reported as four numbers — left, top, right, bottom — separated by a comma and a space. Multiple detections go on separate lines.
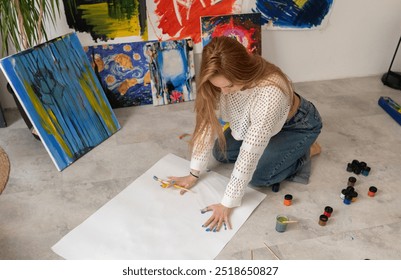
0, 33, 121, 171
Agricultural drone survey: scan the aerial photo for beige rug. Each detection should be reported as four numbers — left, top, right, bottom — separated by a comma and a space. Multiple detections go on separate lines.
0, 146, 10, 194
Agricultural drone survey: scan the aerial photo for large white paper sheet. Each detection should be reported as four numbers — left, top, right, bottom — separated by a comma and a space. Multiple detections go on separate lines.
52, 154, 266, 259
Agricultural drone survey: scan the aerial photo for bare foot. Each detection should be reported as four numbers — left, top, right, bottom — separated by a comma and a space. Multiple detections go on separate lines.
310, 141, 321, 157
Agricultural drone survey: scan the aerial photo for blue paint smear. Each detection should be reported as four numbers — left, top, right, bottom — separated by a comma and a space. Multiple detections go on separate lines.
254, 0, 333, 28
85, 41, 157, 108
0, 33, 120, 171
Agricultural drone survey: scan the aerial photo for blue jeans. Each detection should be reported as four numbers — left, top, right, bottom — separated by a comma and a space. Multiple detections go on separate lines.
212, 93, 322, 187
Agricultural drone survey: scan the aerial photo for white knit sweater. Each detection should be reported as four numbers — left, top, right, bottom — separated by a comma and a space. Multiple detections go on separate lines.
190, 76, 292, 208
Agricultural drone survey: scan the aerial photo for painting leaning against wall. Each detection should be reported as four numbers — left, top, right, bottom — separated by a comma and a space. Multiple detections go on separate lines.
146, 39, 196, 106
0, 33, 121, 171
85, 41, 156, 108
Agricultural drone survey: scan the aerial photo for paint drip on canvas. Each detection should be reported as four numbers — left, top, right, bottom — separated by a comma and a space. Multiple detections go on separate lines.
146, 39, 196, 106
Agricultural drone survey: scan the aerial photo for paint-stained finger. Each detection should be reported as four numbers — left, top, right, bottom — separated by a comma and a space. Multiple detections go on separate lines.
202, 215, 214, 229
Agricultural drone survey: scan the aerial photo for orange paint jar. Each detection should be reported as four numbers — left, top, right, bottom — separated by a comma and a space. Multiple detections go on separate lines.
284, 194, 293, 206
368, 186, 377, 197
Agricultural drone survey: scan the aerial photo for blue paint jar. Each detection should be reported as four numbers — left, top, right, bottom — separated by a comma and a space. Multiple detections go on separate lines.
361, 166, 371, 176
343, 195, 352, 205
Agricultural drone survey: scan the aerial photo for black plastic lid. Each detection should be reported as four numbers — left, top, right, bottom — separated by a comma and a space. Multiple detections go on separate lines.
369, 186, 377, 192
324, 206, 333, 213
319, 215, 329, 222
284, 194, 293, 200
359, 161, 367, 168
348, 176, 357, 183
352, 159, 360, 166
350, 191, 358, 198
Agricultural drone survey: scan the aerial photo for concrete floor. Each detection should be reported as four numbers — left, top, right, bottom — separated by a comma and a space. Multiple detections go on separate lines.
0, 75, 401, 260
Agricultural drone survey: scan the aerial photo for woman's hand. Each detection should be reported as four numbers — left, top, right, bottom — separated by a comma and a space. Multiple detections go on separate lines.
167, 175, 198, 195
202, 204, 233, 232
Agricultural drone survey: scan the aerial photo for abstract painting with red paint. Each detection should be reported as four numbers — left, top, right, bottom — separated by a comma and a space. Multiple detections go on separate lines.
201, 13, 262, 55
148, 0, 241, 44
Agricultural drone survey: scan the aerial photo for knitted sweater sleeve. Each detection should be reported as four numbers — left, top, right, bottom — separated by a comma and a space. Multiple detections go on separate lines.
221, 85, 290, 208
189, 126, 214, 172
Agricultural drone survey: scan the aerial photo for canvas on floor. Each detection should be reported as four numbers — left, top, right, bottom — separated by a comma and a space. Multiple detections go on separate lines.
51, 153, 266, 259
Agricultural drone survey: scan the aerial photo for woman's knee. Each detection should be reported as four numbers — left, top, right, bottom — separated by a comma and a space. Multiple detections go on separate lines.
212, 146, 227, 162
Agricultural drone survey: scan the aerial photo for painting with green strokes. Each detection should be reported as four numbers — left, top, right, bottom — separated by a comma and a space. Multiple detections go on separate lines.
63, 0, 147, 41
0, 33, 121, 171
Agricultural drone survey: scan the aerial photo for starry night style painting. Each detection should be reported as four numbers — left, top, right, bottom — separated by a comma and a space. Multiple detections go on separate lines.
0, 33, 120, 171
85, 41, 155, 108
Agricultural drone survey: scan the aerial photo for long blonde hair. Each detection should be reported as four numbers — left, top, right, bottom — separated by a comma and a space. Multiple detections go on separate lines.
190, 36, 293, 153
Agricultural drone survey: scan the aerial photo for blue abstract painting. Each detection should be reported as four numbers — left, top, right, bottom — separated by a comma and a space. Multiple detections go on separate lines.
85, 41, 155, 108
146, 39, 196, 106
244, 0, 334, 29
0, 33, 120, 171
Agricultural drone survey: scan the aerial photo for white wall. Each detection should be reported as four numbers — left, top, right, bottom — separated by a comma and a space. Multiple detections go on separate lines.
1, 0, 401, 109
262, 0, 401, 83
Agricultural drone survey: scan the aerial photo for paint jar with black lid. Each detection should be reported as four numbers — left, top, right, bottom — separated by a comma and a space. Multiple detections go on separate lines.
340, 189, 347, 200
271, 183, 280, 193
361, 166, 371, 176
284, 194, 293, 206
350, 191, 358, 202
319, 215, 328, 226
368, 186, 377, 197
347, 176, 357, 187
324, 206, 333, 217
343, 195, 352, 205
